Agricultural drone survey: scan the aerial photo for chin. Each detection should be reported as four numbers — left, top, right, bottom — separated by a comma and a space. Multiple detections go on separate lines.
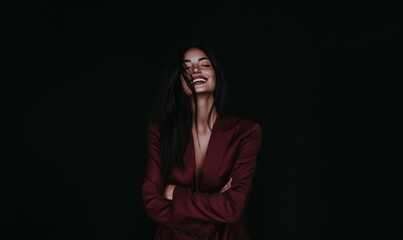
194, 90, 214, 95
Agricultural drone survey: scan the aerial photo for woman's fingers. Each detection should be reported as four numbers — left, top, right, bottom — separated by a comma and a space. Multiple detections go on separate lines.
163, 184, 176, 200
220, 178, 232, 193
220, 184, 230, 193
225, 177, 232, 188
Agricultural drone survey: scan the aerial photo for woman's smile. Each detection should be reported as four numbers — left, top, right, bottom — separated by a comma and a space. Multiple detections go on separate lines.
181, 47, 216, 96
191, 77, 208, 85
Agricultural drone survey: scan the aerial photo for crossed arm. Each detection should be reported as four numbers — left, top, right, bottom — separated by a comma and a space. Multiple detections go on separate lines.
142, 121, 262, 234
163, 178, 232, 200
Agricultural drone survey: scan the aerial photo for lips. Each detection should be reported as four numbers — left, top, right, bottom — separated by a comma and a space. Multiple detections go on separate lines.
191, 77, 207, 85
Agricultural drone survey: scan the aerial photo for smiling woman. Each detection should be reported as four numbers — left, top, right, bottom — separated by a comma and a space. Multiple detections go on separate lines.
142, 42, 262, 240
181, 48, 215, 97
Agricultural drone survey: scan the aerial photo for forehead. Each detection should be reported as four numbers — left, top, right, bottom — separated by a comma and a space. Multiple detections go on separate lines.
183, 48, 208, 60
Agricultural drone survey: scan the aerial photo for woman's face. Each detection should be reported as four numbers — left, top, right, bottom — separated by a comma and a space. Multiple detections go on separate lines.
180, 47, 216, 96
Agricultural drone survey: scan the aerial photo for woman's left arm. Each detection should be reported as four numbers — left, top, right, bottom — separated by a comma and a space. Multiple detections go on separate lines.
170, 123, 262, 224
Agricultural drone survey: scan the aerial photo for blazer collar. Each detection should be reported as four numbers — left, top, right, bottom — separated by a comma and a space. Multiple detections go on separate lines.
184, 112, 236, 191
211, 112, 236, 133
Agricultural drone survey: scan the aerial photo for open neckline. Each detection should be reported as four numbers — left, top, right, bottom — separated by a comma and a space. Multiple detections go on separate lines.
192, 113, 219, 191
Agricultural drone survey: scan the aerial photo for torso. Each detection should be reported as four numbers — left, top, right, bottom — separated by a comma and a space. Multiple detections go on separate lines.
192, 127, 212, 191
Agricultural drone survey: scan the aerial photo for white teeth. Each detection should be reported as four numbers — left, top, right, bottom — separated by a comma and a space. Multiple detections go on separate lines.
191, 78, 207, 84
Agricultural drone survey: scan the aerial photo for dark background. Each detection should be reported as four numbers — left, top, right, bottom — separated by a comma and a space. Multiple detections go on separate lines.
2, 1, 401, 239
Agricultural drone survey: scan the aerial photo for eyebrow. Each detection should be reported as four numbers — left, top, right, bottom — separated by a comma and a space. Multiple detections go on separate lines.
183, 57, 210, 63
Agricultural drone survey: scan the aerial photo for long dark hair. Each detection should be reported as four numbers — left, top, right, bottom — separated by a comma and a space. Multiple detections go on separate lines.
158, 42, 226, 183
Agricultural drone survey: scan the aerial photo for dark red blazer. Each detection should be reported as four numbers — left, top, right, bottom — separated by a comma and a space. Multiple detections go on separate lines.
142, 112, 262, 240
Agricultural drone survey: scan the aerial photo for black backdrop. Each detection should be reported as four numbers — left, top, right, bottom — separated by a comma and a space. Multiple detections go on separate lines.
3, 2, 401, 240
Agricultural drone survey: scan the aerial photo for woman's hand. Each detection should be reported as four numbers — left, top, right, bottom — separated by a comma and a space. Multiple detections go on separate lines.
163, 184, 176, 200
219, 177, 232, 193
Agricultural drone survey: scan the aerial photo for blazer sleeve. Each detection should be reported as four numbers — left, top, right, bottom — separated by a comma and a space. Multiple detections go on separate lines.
142, 121, 216, 235
172, 122, 262, 224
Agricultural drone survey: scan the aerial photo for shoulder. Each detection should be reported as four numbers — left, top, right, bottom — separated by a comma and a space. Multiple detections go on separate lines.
221, 112, 262, 136
221, 113, 262, 150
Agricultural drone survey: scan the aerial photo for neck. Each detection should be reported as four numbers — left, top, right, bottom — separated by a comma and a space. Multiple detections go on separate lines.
190, 94, 217, 133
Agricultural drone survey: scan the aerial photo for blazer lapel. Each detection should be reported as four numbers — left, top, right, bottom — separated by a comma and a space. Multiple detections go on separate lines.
182, 131, 195, 188
200, 113, 235, 191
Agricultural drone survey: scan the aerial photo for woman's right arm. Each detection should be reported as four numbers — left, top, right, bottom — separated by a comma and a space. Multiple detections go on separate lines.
142, 121, 216, 235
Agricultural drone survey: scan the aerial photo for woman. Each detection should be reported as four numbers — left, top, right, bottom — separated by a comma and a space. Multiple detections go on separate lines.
142, 42, 262, 240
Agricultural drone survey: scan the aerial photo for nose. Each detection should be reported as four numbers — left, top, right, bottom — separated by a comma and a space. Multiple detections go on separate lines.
192, 66, 201, 74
